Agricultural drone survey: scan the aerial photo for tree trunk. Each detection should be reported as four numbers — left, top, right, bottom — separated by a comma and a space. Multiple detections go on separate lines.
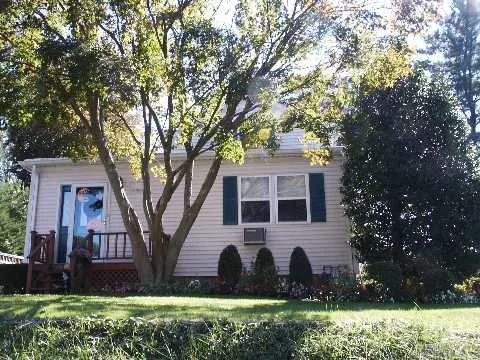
152, 158, 222, 282
88, 95, 154, 283
390, 201, 403, 263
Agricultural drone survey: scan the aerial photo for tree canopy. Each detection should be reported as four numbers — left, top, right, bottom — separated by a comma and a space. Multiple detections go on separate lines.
425, 0, 480, 143
0, 0, 439, 283
0, 181, 28, 255
342, 70, 480, 280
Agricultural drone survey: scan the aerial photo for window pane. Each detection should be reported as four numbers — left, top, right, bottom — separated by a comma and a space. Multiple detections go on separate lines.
277, 175, 306, 198
60, 186, 72, 227
241, 177, 269, 199
73, 186, 104, 257
241, 201, 270, 223
57, 185, 71, 263
278, 199, 307, 222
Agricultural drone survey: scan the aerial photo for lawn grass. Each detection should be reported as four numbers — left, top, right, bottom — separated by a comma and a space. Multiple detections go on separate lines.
0, 294, 479, 332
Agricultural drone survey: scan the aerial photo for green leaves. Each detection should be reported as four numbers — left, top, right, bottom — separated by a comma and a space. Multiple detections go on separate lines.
0, 0, 443, 280
217, 135, 245, 165
424, 0, 480, 143
342, 70, 480, 279
0, 181, 28, 255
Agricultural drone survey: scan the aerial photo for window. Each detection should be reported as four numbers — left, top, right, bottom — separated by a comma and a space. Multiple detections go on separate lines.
57, 185, 71, 263
276, 175, 308, 222
240, 176, 270, 223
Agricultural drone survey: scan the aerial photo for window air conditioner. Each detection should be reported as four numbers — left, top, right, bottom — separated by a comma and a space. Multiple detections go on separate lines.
244, 228, 266, 245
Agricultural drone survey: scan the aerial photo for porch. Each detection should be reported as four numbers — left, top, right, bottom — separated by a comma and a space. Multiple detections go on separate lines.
26, 230, 143, 293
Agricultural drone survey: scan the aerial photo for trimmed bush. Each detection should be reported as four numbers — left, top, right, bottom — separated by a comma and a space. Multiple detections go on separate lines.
253, 247, 278, 295
254, 247, 275, 272
218, 245, 243, 291
421, 267, 453, 296
289, 247, 313, 286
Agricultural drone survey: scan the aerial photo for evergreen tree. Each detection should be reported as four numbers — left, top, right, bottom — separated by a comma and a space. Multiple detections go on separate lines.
425, 0, 480, 143
342, 71, 480, 280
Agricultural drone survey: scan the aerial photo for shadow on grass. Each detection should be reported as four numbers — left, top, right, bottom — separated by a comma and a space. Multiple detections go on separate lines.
0, 294, 478, 321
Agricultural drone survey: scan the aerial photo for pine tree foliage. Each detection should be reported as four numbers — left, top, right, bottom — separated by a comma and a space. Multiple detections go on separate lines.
425, 0, 480, 143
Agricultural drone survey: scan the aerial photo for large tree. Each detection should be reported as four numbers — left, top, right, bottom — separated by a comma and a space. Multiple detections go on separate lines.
425, 0, 480, 143
0, 0, 437, 283
0, 181, 28, 255
0, 13, 92, 184
342, 71, 480, 279
1, 121, 91, 184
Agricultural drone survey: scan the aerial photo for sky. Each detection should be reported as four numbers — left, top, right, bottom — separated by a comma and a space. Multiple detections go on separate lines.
208, 0, 455, 72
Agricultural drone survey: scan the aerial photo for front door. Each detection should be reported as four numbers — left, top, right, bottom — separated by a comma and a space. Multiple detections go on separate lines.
56, 184, 107, 263
71, 186, 105, 258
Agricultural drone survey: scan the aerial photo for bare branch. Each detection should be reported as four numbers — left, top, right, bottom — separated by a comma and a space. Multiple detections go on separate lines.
98, 22, 125, 55
141, 99, 154, 227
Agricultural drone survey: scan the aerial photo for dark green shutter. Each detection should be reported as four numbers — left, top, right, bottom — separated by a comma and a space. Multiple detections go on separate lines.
309, 173, 326, 222
223, 176, 238, 225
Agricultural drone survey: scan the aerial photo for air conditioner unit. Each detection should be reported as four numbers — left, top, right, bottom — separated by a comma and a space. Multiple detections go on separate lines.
244, 228, 266, 245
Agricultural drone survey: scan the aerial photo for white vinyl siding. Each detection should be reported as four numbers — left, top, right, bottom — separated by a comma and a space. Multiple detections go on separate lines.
26, 153, 353, 276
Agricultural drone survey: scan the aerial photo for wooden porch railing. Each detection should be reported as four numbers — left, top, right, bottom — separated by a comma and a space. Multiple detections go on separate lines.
0, 252, 23, 264
88, 231, 152, 260
26, 230, 55, 293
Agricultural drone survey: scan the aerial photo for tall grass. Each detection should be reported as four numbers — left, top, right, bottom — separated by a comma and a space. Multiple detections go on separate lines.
0, 318, 478, 359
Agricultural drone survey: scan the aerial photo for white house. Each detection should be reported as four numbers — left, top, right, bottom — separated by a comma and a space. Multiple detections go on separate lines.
21, 130, 355, 289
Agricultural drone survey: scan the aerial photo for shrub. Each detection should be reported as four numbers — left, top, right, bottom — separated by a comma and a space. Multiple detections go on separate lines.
0, 264, 27, 294
254, 247, 275, 272
137, 278, 215, 295
363, 261, 404, 300
217, 245, 243, 292
455, 275, 480, 295
289, 247, 313, 286
421, 267, 453, 297
452, 275, 480, 304
252, 248, 278, 295
409, 258, 455, 300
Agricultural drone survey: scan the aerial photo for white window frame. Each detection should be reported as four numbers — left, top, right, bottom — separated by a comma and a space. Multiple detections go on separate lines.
275, 174, 311, 224
238, 175, 273, 225
237, 174, 311, 225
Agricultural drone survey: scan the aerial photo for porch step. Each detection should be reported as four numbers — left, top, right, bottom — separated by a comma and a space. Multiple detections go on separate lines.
28, 265, 69, 294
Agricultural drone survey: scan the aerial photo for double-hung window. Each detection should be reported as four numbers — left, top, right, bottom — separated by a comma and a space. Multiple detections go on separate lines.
276, 175, 308, 222
240, 176, 271, 223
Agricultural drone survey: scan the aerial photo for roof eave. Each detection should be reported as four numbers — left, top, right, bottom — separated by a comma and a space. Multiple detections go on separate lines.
19, 146, 344, 170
